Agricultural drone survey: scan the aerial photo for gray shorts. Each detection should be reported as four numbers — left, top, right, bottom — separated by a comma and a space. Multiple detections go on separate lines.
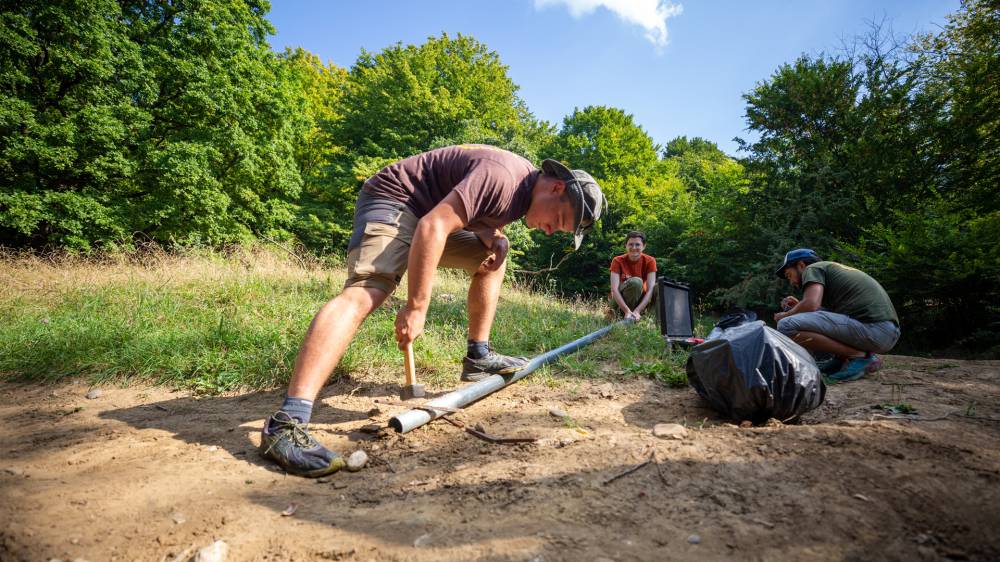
777, 311, 900, 353
343, 190, 491, 294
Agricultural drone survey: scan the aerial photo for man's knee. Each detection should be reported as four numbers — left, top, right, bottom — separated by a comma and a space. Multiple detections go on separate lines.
329, 286, 389, 320
776, 316, 799, 337
619, 277, 644, 307
621, 277, 643, 290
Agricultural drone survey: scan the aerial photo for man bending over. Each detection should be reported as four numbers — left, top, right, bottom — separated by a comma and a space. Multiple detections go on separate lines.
261, 145, 606, 477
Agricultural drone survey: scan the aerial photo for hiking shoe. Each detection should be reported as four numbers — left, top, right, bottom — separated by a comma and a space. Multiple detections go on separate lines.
827, 354, 883, 383
260, 411, 345, 478
461, 350, 529, 382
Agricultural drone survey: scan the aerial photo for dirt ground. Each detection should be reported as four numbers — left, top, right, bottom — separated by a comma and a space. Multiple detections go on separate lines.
2, 355, 999, 562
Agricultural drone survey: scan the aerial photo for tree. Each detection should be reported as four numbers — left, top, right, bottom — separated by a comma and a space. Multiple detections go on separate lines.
918, 0, 1000, 213
0, 0, 306, 249
333, 33, 529, 161
122, 0, 305, 245
658, 137, 751, 298
279, 48, 351, 252
0, 0, 142, 248
542, 106, 659, 180
724, 4, 1000, 353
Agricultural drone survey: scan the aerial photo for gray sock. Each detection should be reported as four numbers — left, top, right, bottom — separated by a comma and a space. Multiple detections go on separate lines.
467, 340, 490, 359
280, 396, 314, 424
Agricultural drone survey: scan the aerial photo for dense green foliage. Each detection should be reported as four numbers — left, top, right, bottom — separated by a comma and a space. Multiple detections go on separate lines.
0, 0, 305, 249
1, 0, 997, 354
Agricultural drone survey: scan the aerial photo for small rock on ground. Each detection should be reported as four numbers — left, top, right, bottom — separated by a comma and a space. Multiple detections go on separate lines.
85, 389, 102, 399
548, 408, 567, 418
195, 540, 228, 562
652, 423, 688, 439
346, 450, 369, 472
688, 534, 701, 544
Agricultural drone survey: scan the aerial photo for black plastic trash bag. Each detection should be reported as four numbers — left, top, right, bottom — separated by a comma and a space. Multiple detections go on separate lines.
686, 320, 825, 423
706, 308, 757, 340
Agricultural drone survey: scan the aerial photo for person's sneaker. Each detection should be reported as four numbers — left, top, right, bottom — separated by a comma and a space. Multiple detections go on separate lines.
260, 412, 345, 478
816, 356, 845, 375
827, 354, 882, 383
461, 350, 529, 382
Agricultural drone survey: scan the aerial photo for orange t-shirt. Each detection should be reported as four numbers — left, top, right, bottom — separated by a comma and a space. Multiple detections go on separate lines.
609, 254, 657, 292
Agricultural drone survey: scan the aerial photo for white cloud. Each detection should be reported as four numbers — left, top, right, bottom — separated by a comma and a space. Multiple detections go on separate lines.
534, 0, 683, 49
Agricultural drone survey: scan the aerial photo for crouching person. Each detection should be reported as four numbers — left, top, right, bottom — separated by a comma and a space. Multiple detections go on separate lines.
773, 248, 900, 382
609, 231, 657, 321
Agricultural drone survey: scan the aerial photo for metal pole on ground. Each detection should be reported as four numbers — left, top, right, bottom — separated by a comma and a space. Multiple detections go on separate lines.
388, 318, 633, 433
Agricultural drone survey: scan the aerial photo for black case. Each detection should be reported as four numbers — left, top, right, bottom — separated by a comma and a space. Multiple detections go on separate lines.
657, 279, 694, 340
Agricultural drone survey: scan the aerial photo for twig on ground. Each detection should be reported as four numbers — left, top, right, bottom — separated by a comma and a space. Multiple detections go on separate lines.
438, 414, 536, 444
465, 426, 537, 444
652, 451, 670, 487
869, 411, 1000, 423
369, 454, 396, 473
603, 454, 653, 486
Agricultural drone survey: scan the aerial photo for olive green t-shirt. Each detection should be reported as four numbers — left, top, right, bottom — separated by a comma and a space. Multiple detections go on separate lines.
802, 261, 899, 325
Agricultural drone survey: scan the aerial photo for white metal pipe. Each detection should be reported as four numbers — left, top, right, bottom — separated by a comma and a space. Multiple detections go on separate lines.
388, 319, 633, 433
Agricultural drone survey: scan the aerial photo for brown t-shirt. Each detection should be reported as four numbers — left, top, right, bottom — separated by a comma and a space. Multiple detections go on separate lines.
363, 144, 538, 231
610, 254, 657, 292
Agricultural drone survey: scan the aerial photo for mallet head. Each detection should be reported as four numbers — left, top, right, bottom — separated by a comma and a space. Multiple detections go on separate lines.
400, 384, 425, 401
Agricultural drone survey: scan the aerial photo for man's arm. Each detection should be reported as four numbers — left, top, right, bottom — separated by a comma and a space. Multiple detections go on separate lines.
774, 283, 823, 322
609, 272, 632, 316
395, 191, 467, 348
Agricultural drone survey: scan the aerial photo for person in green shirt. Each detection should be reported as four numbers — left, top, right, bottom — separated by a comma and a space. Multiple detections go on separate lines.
773, 248, 900, 382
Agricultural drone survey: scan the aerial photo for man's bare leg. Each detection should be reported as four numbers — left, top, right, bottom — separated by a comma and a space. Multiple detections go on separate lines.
461, 260, 526, 379
466, 260, 506, 341
261, 285, 389, 478
287, 286, 390, 401
790, 330, 865, 360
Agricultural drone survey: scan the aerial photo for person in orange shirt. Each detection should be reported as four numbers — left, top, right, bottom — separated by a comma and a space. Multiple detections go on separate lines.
609, 231, 657, 321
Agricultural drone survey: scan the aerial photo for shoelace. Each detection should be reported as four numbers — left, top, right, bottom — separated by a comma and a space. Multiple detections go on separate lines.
264, 416, 318, 455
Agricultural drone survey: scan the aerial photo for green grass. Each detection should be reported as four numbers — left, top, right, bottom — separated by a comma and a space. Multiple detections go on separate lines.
0, 247, 692, 392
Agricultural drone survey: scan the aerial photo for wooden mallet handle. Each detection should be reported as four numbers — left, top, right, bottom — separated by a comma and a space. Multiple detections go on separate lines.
403, 342, 417, 387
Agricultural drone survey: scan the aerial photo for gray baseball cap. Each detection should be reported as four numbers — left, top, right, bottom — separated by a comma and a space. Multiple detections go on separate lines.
541, 159, 607, 250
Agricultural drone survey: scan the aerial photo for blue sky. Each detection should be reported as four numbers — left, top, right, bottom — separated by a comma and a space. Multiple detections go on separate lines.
266, 0, 958, 156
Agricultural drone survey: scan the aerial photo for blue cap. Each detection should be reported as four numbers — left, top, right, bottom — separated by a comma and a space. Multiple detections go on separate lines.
775, 248, 820, 278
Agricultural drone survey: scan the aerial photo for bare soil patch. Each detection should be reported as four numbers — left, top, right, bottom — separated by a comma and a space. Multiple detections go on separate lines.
2, 355, 999, 561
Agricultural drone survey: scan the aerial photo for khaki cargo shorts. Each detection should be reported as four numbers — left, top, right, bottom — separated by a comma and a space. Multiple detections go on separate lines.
345, 193, 491, 294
